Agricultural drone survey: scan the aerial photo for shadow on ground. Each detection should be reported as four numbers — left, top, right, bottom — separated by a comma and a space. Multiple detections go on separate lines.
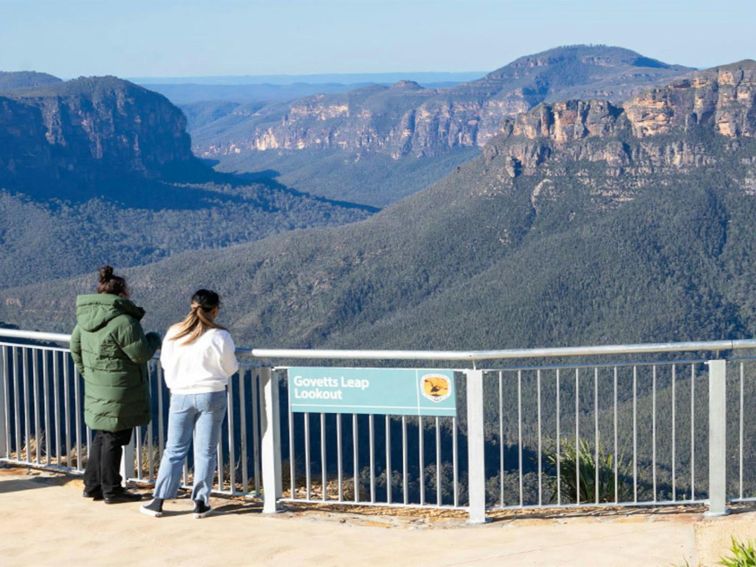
0, 468, 70, 494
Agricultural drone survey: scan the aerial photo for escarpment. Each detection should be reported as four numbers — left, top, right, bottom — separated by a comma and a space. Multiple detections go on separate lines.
480, 61, 754, 181
194, 45, 692, 160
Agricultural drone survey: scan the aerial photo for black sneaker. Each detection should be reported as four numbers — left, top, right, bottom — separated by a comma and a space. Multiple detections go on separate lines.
193, 499, 212, 519
140, 498, 164, 518
82, 489, 104, 501
104, 490, 143, 504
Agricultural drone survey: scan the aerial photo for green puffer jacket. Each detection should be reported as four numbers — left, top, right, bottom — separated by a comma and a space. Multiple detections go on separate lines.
70, 294, 161, 432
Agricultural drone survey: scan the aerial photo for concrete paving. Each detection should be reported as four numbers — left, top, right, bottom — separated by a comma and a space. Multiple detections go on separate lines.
0, 468, 753, 566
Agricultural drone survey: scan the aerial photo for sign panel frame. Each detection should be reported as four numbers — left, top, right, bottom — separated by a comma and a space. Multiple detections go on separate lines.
287, 366, 457, 417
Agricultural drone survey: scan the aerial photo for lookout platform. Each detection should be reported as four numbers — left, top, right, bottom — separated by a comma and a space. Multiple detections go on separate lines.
1, 467, 753, 566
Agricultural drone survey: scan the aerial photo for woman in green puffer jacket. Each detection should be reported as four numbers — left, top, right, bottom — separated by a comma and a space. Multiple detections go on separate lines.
70, 266, 161, 504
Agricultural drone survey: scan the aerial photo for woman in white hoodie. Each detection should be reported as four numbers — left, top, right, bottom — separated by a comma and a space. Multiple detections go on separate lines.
141, 289, 238, 519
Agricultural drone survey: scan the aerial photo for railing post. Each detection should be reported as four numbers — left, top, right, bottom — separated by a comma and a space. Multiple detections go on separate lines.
0, 347, 7, 458
120, 437, 135, 487
465, 369, 487, 524
260, 367, 282, 513
705, 359, 728, 516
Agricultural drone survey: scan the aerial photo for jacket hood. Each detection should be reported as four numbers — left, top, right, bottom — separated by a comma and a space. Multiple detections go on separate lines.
75, 294, 145, 332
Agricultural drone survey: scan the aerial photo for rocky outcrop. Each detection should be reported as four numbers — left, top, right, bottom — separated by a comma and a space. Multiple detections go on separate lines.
624, 62, 755, 138
193, 45, 691, 160
480, 61, 755, 176
0, 76, 198, 193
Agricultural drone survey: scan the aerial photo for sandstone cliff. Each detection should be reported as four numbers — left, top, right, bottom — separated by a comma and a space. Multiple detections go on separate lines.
484, 60, 756, 174
0, 76, 199, 195
194, 46, 690, 160
477, 60, 756, 207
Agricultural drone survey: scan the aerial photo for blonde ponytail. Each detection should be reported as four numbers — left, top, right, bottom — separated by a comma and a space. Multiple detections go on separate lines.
170, 290, 225, 345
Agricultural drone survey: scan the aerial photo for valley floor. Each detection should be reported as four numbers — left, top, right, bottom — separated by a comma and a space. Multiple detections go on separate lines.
0, 467, 753, 566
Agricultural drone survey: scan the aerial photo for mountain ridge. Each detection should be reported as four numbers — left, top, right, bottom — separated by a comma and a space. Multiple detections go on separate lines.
0, 74, 375, 288
0, 75, 200, 199
0, 71, 62, 91
193, 45, 692, 161
2, 60, 752, 350
191, 45, 695, 207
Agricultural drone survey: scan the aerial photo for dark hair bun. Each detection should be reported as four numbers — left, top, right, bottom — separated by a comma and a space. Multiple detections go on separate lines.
98, 265, 114, 283
96, 265, 127, 296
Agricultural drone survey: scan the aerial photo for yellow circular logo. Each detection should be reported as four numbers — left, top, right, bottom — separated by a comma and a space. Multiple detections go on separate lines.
421, 374, 451, 403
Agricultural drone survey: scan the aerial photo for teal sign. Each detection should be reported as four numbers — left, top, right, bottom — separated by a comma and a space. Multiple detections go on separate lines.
287, 367, 457, 417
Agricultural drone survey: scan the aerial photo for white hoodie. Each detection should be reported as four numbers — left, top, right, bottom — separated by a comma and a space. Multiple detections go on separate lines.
160, 326, 240, 394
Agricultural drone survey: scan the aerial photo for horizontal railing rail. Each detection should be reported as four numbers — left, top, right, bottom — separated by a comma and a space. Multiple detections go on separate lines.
249, 340, 756, 361
1, 328, 754, 522
1, 329, 754, 360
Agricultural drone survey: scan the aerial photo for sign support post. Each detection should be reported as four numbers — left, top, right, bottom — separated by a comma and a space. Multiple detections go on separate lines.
465, 369, 487, 524
260, 367, 282, 513
706, 360, 728, 516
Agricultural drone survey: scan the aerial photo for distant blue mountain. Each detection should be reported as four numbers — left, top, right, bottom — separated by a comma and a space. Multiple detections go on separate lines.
132, 71, 486, 86
133, 72, 486, 106
190, 45, 694, 207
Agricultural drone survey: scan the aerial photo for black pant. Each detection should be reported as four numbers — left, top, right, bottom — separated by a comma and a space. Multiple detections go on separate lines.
83, 429, 133, 498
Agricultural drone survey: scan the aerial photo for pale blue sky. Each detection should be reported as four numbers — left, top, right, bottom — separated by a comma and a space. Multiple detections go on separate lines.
0, 0, 753, 78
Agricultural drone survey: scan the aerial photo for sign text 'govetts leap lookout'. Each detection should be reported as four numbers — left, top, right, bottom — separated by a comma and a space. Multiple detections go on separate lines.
286, 367, 457, 416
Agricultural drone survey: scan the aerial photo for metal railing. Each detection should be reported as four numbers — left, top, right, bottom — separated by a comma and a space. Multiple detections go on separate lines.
0, 329, 754, 523
484, 361, 736, 510
0, 339, 266, 498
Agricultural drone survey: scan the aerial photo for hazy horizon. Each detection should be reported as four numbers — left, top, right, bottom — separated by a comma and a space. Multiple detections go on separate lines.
1, 0, 753, 78
130, 71, 488, 85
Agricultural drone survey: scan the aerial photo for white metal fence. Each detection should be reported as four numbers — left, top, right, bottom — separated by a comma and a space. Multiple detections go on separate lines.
0, 329, 754, 523
0, 340, 267, 497
483, 360, 755, 510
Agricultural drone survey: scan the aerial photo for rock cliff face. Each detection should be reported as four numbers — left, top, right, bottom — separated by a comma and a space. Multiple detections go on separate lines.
0, 76, 198, 194
624, 64, 755, 138
478, 61, 756, 205
0, 75, 376, 288
194, 46, 690, 160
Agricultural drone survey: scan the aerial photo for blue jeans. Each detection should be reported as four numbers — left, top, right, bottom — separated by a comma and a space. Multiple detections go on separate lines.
153, 391, 227, 504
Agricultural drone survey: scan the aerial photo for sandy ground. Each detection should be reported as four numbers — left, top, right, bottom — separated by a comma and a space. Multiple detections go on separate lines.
0, 468, 753, 566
